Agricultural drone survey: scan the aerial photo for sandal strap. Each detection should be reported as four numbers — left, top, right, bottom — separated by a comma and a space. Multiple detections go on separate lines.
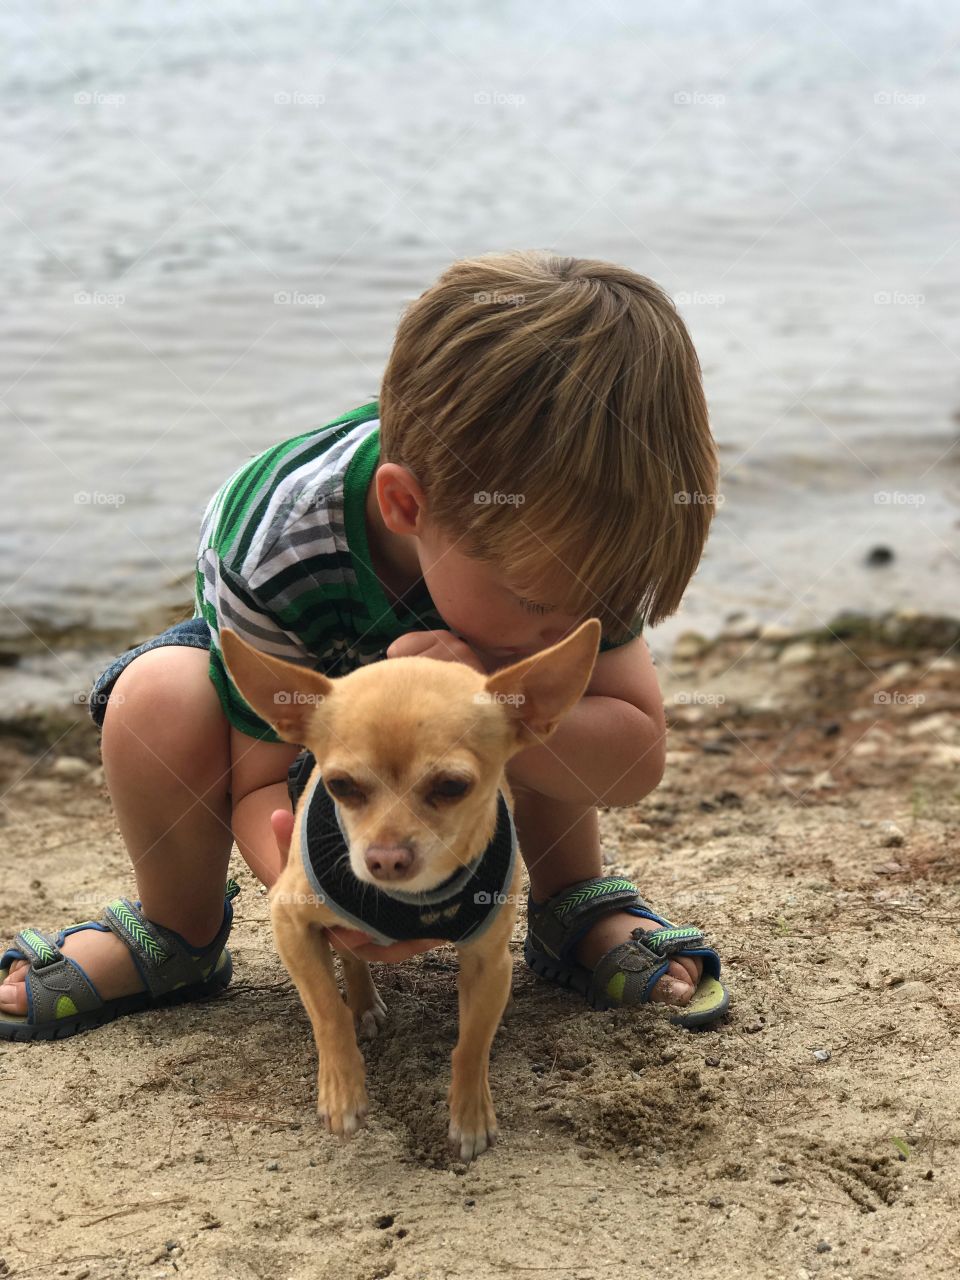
100, 890, 236, 998
527, 876, 651, 962
24, 956, 104, 1024
591, 925, 708, 1007
11, 929, 62, 969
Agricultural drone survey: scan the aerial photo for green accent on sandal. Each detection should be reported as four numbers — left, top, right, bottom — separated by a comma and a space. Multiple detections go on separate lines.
56, 995, 78, 1018
19, 929, 58, 966
106, 900, 170, 965
606, 972, 626, 1002
553, 879, 636, 920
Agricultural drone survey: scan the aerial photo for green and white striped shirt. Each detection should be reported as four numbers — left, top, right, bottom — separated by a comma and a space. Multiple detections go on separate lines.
194, 400, 638, 741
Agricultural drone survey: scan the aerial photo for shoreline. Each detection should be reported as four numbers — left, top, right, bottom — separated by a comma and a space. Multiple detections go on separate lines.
1, 602, 957, 759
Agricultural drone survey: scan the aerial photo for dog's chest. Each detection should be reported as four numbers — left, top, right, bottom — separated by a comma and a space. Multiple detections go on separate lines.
297, 776, 518, 945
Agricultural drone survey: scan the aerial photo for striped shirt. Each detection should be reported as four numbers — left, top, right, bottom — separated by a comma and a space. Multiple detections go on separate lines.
194, 400, 640, 741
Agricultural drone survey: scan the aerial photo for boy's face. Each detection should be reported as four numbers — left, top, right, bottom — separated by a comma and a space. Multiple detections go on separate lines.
370, 462, 584, 663
417, 528, 584, 663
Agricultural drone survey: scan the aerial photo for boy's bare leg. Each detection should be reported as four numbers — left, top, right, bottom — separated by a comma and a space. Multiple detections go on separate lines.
507, 780, 702, 1005
0, 646, 235, 1015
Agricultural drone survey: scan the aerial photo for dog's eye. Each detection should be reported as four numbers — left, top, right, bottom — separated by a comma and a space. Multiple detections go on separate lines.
325, 776, 364, 803
428, 776, 471, 803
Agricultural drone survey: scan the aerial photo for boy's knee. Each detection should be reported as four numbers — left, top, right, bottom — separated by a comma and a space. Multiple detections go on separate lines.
103, 646, 227, 762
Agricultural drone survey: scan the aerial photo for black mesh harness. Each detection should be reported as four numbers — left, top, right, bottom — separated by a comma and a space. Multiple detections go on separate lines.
288, 751, 518, 945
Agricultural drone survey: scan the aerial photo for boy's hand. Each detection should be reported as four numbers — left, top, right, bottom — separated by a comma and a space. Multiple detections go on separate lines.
386, 629, 489, 674
270, 808, 444, 963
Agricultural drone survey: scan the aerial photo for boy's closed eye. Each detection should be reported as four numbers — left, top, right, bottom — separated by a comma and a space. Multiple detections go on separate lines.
516, 595, 554, 615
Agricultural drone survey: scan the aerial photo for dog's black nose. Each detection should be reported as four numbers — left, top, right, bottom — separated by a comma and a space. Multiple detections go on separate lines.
364, 844, 415, 880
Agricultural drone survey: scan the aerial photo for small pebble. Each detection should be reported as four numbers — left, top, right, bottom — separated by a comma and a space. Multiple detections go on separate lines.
51, 756, 92, 778
745, 1018, 764, 1034
265, 1160, 280, 1171
812, 1049, 831, 1063
464, 1198, 476, 1208
708, 1196, 723, 1208
375, 1214, 395, 1229
878, 821, 905, 848
705, 1056, 721, 1068
779, 641, 816, 667
865, 545, 894, 567
816, 1240, 832, 1253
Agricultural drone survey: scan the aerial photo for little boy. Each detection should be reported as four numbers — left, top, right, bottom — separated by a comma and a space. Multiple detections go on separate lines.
0, 250, 727, 1039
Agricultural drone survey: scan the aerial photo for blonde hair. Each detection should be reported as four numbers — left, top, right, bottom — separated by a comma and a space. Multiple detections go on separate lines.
379, 249, 718, 641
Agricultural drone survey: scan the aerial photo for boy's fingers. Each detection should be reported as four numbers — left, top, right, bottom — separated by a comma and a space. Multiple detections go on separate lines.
270, 807, 295, 869
385, 631, 434, 658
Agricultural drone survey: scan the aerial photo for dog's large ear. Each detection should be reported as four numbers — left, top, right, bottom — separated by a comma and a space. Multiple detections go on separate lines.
483, 618, 602, 747
220, 628, 334, 744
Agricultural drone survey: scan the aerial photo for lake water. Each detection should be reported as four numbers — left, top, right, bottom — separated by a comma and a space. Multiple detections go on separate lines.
2, 0, 958, 708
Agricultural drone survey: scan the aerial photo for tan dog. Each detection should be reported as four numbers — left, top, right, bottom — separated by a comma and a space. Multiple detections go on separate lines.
221, 619, 601, 1160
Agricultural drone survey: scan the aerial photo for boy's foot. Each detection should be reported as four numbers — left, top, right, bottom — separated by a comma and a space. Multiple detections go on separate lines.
524, 876, 728, 1027
0, 927, 144, 1016
574, 911, 702, 1006
0, 887, 238, 1038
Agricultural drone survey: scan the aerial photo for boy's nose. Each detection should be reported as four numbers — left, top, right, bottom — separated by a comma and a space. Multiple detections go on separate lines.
364, 843, 415, 881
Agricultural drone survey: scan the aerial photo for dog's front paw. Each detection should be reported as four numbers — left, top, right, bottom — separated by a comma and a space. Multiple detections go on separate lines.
316, 1058, 369, 1138
448, 1083, 498, 1162
352, 989, 388, 1041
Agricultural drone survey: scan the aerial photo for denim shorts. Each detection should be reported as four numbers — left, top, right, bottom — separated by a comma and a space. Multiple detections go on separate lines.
87, 616, 212, 731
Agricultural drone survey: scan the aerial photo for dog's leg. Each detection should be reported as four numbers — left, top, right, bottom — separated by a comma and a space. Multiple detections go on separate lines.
448, 937, 514, 1161
338, 949, 388, 1041
271, 897, 369, 1137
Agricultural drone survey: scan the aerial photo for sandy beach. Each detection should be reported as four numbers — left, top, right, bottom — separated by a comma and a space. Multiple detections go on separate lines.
1, 611, 958, 1280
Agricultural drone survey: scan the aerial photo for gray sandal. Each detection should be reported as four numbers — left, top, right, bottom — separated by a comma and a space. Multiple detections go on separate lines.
524, 876, 729, 1028
0, 879, 240, 1041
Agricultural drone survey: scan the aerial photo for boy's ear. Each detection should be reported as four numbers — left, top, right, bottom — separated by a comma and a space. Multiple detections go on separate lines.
219, 628, 334, 744
483, 618, 602, 747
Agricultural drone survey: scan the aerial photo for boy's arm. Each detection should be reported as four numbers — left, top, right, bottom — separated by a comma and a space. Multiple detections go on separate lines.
505, 636, 666, 808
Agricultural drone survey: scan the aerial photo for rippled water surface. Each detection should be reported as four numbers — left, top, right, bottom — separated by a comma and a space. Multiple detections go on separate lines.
2, 0, 958, 702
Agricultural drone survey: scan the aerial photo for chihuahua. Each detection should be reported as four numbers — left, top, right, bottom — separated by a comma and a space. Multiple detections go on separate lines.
221, 619, 601, 1160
